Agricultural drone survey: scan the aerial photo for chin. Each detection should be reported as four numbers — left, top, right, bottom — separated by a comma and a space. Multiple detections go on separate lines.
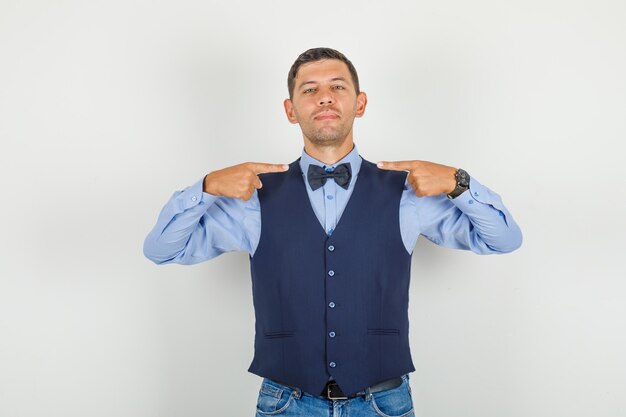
310, 135, 348, 147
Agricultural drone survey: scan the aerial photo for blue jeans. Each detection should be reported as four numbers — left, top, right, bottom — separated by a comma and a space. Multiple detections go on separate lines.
255, 374, 414, 417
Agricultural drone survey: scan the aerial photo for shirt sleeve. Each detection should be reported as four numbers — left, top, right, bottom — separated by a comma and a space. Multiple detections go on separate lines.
400, 176, 523, 255
143, 175, 260, 265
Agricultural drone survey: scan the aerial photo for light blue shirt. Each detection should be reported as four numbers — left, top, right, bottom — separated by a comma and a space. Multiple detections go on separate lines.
143, 144, 522, 264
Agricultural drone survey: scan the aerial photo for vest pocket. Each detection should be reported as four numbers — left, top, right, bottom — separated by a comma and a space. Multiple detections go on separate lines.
264, 331, 295, 339
367, 328, 400, 335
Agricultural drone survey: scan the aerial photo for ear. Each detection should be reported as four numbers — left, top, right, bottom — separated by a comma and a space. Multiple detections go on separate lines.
283, 99, 299, 124
355, 91, 368, 118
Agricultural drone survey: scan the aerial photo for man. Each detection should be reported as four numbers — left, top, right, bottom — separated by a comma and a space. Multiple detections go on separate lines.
144, 47, 522, 416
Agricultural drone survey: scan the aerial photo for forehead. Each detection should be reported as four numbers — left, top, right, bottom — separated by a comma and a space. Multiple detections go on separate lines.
295, 59, 353, 84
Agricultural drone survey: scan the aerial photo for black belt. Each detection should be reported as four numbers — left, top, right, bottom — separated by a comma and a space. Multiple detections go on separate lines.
275, 376, 404, 400
323, 376, 403, 400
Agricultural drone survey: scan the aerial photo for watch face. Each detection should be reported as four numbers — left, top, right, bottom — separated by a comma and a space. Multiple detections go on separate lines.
457, 169, 469, 187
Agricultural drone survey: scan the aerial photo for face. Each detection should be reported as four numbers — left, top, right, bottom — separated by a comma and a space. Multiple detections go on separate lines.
284, 59, 367, 147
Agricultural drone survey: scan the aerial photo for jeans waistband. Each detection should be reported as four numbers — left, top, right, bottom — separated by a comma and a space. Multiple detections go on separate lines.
268, 374, 409, 400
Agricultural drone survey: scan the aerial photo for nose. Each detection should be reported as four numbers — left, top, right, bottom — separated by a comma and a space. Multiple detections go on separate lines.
318, 91, 334, 105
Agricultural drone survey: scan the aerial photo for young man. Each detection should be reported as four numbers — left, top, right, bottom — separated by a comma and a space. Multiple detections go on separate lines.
144, 47, 522, 416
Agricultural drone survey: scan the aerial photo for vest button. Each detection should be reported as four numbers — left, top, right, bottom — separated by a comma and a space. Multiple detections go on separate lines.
328, 270, 335, 276
329, 361, 336, 368
329, 331, 336, 338
328, 302, 335, 308
328, 245, 335, 251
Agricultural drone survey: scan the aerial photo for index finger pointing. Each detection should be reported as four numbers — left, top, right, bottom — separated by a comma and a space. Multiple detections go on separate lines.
376, 160, 415, 172
248, 162, 290, 174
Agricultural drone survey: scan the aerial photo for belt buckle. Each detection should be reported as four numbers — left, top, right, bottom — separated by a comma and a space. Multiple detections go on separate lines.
327, 382, 348, 400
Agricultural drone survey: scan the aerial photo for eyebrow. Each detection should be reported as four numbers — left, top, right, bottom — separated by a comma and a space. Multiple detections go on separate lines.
297, 77, 349, 90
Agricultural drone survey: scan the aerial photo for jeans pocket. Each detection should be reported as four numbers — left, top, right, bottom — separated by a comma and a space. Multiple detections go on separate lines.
369, 376, 414, 417
256, 379, 296, 415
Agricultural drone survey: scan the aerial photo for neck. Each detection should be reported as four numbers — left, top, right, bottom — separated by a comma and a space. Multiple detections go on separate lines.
303, 136, 355, 165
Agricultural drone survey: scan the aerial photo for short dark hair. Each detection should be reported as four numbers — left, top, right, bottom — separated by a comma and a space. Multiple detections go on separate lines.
287, 47, 360, 100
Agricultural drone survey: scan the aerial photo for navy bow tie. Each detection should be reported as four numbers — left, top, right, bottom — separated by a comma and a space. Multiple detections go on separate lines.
307, 163, 352, 191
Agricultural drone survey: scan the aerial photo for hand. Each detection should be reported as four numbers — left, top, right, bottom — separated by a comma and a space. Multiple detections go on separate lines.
203, 162, 289, 201
377, 160, 457, 197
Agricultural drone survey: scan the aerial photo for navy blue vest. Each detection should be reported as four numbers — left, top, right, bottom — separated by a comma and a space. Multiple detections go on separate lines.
248, 157, 415, 397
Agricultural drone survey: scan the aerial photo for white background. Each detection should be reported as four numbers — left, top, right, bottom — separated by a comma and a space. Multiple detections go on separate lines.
1, 1, 625, 416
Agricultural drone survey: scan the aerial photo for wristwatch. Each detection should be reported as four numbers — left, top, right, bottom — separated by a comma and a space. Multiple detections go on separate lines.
447, 168, 470, 199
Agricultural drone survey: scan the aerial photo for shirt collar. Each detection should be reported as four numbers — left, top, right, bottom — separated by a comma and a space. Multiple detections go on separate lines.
299, 143, 362, 189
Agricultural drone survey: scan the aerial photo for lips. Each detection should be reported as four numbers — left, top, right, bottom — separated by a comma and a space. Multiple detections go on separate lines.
314, 112, 339, 120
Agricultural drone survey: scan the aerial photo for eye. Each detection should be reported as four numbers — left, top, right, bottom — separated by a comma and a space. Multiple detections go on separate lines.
304, 87, 316, 94
333, 85, 345, 90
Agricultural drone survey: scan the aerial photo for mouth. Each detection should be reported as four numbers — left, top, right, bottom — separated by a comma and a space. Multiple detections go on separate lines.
314, 111, 339, 120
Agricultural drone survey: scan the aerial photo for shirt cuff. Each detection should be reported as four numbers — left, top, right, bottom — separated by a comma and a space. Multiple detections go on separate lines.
450, 177, 508, 218
177, 175, 220, 210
